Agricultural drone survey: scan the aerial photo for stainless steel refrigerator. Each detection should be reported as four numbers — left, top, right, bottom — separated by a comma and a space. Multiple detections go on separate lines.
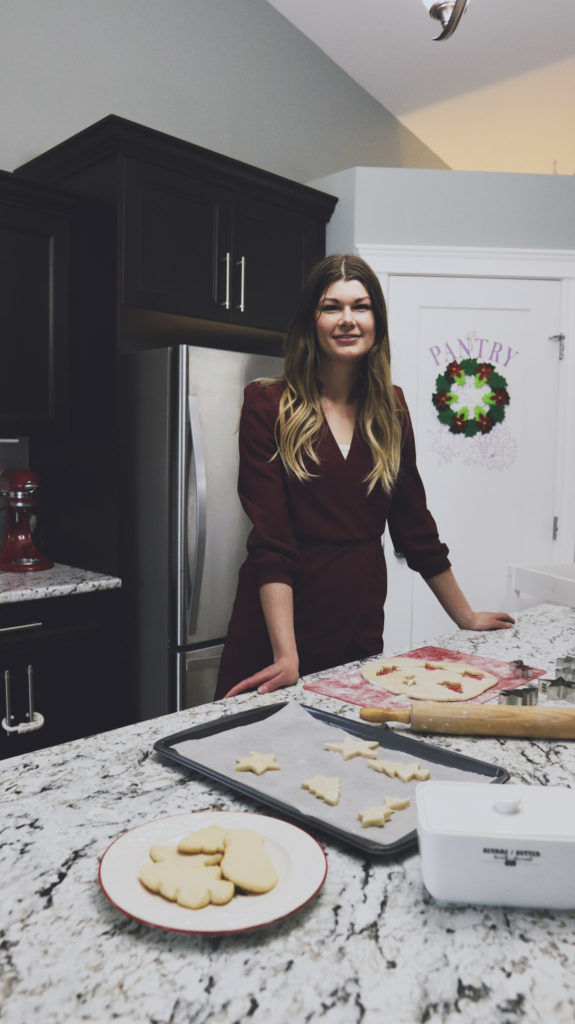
122, 344, 284, 720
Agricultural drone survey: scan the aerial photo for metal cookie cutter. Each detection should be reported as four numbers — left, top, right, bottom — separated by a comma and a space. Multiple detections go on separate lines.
539, 677, 575, 703
509, 660, 536, 680
556, 655, 575, 683
498, 684, 539, 706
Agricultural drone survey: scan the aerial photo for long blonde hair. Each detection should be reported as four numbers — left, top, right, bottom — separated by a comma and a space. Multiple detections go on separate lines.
274, 254, 403, 495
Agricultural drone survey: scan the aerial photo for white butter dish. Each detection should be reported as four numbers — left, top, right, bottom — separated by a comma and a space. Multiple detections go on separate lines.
416, 781, 575, 909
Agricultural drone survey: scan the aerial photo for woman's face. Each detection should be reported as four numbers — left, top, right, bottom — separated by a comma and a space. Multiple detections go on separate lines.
315, 278, 376, 368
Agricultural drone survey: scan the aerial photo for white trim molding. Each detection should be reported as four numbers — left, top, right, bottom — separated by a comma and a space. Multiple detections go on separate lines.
356, 243, 575, 281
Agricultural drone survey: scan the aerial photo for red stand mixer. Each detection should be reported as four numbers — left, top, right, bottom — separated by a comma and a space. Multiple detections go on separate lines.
0, 469, 54, 572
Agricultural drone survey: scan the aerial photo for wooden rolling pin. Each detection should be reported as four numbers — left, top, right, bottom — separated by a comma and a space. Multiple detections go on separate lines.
359, 702, 575, 739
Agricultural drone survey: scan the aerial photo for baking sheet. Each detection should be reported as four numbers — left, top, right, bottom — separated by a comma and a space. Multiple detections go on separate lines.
154, 702, 509, 856
303, 646, 546, 709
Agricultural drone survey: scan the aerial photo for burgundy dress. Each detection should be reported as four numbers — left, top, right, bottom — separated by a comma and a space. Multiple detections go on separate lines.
215, 380, 450, 698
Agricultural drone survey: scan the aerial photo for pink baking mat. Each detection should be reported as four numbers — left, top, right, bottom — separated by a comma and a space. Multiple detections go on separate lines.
303, 646, 546, 709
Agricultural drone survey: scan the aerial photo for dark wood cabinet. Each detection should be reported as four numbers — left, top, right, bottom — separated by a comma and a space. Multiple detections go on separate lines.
0, 589, 126, 759
17, 116, 337, 344
0, 173, 72, 436
120, 159, 230, 322
12, 116, 336, 582
120, 157, 327, 331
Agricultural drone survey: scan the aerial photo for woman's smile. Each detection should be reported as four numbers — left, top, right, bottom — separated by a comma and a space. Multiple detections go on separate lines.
315, 278, 376, 364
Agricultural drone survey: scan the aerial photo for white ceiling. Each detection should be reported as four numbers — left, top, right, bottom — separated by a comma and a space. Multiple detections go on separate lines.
266, 0, 575, 175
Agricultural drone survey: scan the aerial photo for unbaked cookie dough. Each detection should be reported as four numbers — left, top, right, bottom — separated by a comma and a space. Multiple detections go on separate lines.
235, 751, 281, 775
361, 656, 498, 702
357, 796, 411, 829
368, 758, 430, 782
301, 774, 341, 806
324, 736, 379, 761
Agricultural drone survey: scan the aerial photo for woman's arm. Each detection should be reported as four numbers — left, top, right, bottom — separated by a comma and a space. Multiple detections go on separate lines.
426, 568, 515, 630
224, 582, 301, 697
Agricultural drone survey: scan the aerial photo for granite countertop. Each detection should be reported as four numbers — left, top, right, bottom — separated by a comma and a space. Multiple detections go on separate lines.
2, 603, 575, 1024
0, 562, 122, 604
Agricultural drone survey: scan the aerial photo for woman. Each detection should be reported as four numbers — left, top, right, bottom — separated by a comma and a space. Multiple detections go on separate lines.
215, 254, 513, 700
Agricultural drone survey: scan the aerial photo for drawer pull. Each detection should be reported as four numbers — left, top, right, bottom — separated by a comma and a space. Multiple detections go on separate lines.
0, 621, 44, 635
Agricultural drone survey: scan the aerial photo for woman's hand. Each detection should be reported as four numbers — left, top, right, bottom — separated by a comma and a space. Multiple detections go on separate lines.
223, 581, 300, 698
460, 610, 515, 631
426, 569, 515, 631
224, 655, 300, 698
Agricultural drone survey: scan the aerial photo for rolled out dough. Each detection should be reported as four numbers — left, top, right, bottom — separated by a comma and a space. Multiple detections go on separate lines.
361, 656, 498, 702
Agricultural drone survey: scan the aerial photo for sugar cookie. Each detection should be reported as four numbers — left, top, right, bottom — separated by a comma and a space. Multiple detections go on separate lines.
177, 824, 228, 854
357, 804, 394, 828
357, 796, 411, 828
139, 861, 235, 909
301, 774, 341, 806
235, 751, 281, 775
324, 736, 379, 761
368, 758, 430, 782
149, 844, 221, 866
220, 829, 278, 893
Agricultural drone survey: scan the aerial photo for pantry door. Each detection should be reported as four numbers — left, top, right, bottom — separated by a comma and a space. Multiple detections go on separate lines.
383, 275, 563, 651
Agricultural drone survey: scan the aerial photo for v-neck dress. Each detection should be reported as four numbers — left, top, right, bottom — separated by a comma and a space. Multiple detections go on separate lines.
215, 380, 450, 698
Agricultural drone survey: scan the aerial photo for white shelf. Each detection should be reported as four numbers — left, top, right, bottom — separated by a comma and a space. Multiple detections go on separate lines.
509, 563, 575, 607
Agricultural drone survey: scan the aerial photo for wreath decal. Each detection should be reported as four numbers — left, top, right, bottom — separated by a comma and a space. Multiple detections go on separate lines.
432, 359, 510, 437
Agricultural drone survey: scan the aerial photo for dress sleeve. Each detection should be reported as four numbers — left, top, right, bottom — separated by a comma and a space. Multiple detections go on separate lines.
387, 388, 451, 580
238, 381, 300, 588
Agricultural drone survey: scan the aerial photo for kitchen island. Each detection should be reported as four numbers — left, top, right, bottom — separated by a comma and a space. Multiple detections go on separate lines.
2, 602, 575, 1024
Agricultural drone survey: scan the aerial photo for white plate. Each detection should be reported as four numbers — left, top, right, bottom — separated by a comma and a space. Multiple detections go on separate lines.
99, 810, 328, 934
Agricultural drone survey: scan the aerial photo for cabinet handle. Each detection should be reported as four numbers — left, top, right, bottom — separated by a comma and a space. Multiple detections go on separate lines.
221, 252, 231, 310
4, 669, 13, 728
0, 621, 44, 635
2, 666, 45, 735
27, 664, 35, 721
236, 256, 246, 313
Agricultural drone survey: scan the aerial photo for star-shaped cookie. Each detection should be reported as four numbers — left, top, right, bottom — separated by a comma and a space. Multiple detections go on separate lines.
358, 796, 411, 828
357, 804, 394, 828
235, 751, 281, 775
324, 736, 379, 761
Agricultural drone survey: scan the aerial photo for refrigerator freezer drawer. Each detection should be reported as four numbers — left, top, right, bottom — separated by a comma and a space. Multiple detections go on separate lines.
180, 643, 224, 708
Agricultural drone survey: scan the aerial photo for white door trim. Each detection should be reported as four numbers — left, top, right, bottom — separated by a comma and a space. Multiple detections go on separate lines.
357, 243, 575, 566
357, 243, 575, 280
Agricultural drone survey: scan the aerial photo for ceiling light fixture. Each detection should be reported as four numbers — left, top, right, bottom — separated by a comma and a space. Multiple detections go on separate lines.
421, 0, 471, 40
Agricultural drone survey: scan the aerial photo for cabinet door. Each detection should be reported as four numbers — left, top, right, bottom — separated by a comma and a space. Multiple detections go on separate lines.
0, 593, 125, 760
231, 195, 317, 332
0, 634, 87, 759
120, 159, 232, 322
0, 204, 68, 433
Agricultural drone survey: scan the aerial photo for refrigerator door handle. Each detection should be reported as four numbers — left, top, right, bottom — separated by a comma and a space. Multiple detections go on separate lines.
186, 394, 208, 638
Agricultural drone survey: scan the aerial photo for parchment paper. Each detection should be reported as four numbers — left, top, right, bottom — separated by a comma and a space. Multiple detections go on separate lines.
172, 703, 499, 848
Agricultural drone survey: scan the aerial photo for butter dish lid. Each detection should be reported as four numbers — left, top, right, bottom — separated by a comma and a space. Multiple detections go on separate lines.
416, 781, 575, 841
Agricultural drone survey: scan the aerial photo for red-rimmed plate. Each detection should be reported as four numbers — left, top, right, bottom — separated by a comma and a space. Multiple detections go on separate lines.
98, 810, 327, 934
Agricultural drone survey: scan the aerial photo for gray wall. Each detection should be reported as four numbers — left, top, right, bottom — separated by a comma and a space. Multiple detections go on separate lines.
0, 0, 447, 180
310, 168, 575, 251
